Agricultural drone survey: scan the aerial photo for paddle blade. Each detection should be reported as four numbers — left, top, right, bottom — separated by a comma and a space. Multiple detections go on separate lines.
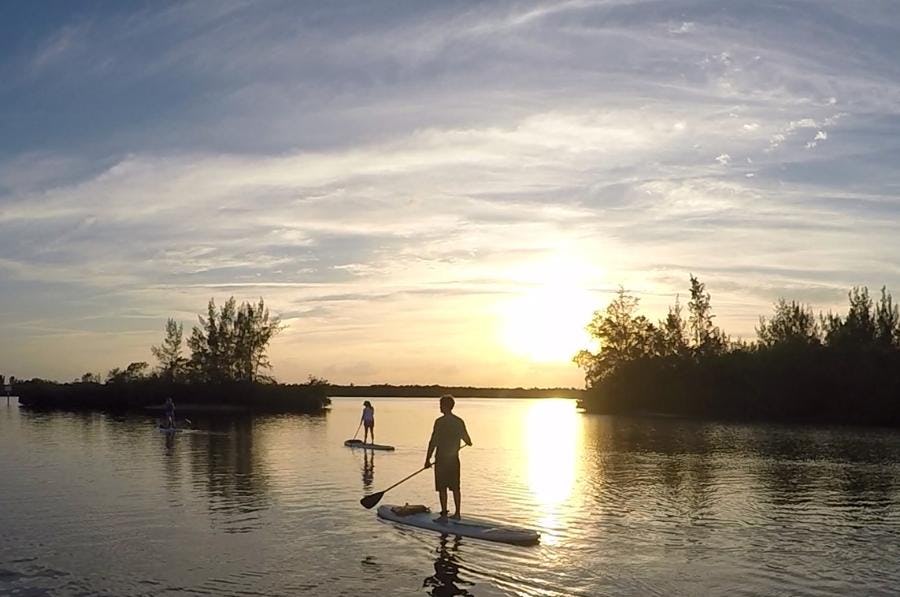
360, 491, 384, 509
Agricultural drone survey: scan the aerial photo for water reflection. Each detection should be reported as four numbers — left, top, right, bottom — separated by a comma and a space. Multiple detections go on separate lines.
5, 399, 900, 596
525, 400, 578, 543
362, 449, 375, 490
423, 535, 474, 597
181, 417, 273, 533
525, 400, 578, 505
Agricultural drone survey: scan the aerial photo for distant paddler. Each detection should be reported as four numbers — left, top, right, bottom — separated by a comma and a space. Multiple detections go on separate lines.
425, 394, 472, 523
163, 397, 176, 430
361, 400, 375, 444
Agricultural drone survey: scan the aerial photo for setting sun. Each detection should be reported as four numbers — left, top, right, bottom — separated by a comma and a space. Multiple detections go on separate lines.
499, 256, 599, 363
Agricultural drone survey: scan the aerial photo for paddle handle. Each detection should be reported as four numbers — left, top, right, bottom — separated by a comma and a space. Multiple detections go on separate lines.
424, 441, 468, 467
383, 443, 469, 493
387, 443, 469, 492
360, 443, 469, 509
381, 465, 428, 494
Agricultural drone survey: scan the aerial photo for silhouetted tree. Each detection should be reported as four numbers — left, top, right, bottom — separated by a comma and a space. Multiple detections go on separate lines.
574, 287, 659, 387
659, 295, 690, 357
824, 286, 876, 348
107, 362, 149, 383
79, 372, 102, 383
875, 287, 900, 348
152, 318, 187, 382
687, 275, 727, 356
187, 297, 282, 383
234, 299, 281, 383
756, 299, 821, 348
576, 279, 900, 426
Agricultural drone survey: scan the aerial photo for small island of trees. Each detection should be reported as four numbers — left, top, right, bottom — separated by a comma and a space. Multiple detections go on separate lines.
575, 276, 900, 427
16, 298, 330, 413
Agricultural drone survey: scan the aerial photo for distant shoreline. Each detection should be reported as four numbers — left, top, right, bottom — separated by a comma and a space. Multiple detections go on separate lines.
12, 379, 584, 414
324, 384, 585, 399
15, 380, 330, 414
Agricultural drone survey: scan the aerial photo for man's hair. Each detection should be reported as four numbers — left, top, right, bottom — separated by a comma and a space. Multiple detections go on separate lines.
439, 394, 455, 410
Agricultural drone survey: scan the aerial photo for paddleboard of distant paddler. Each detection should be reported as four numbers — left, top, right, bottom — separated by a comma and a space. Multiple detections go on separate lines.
377, 504, 540, 545
344, 439, 395, 451
158, 427, 227, 436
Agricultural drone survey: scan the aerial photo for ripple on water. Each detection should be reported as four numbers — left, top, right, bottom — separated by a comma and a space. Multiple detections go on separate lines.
4, 401, 900, 596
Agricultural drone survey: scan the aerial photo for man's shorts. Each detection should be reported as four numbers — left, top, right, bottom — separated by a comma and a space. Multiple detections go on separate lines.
434, 456, 460, 492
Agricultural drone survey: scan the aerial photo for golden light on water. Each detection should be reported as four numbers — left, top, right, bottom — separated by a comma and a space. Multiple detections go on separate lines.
524, 399, 580, 545
525, 399, 578, 506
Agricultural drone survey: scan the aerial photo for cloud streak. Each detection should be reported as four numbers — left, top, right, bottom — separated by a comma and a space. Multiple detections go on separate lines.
2, 1, 900, 384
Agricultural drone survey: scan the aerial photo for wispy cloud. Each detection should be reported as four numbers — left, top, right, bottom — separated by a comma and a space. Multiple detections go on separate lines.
2, 0, 900, 384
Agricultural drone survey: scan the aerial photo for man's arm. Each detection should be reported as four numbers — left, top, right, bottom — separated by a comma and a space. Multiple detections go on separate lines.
461, 420, 472, 447
425, 421, 437, 467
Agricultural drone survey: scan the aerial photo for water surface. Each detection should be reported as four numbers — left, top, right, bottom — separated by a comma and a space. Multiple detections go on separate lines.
2, 397, 899, 596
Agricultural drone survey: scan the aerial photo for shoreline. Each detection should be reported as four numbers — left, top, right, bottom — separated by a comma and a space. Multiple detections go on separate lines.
15, 380, 331, 415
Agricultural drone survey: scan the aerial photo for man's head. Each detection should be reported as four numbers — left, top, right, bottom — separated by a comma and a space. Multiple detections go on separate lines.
439, 394, 455, 414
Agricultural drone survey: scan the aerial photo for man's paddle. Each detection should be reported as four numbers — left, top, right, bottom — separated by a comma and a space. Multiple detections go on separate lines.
360, 466, 428, 509
359, 444, 467, 509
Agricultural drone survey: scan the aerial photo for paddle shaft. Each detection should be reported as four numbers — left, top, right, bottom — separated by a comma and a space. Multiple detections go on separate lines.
382, 466, 428, 495
361, 444, 468, 509
360, 467, 426, 509
352, 421, 362, 440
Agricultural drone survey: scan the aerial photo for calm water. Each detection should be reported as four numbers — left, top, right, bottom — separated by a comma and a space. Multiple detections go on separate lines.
2, 397, 900, 596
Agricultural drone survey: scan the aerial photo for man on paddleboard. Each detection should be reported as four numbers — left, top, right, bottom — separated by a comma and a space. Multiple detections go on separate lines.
425, 394, 472, 523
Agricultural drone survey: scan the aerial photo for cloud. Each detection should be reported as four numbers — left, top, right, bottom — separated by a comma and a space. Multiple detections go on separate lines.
28, 23, 90, 74
2, 0, 900, 383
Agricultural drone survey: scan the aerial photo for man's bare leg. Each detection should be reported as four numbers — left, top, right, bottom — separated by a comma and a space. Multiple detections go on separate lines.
451, 489, 461, 519
436, 489, 449, 522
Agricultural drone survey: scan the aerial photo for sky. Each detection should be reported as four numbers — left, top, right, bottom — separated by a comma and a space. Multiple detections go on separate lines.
2, 0, 900, 387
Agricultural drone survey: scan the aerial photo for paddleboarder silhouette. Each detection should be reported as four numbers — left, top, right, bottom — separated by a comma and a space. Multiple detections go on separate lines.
423, 535, 474, 597
425, 394, 472, 523
362, 449, 374, 489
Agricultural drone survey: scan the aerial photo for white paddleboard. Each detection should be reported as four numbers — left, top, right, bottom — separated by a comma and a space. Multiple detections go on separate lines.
377, 504, 540, 545
345, 439, 395, 451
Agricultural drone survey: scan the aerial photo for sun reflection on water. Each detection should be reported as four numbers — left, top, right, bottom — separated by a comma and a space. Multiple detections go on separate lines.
524, 399, 579, 544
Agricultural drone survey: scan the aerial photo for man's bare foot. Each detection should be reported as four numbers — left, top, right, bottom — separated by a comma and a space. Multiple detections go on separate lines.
450, 512, 461, 520
434, 512, 448, 524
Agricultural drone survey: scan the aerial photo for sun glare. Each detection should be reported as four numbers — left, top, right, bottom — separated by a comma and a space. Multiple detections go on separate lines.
525, 400, 578, 506
499, 255, 598, 363
523, 399, 580, 545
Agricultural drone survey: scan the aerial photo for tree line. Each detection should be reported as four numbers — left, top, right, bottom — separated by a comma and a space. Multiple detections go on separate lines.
16, 297, 331, 413
575, 277, 900, 426
327, 384, 585, 399
78, 297, 283, 386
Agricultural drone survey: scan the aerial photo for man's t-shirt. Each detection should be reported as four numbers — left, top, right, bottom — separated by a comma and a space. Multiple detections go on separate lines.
429, 414, 471, 462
